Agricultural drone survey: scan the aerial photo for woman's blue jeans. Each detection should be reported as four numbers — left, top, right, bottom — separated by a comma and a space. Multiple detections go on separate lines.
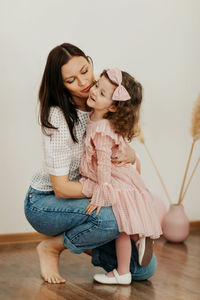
24, 186, 157, 281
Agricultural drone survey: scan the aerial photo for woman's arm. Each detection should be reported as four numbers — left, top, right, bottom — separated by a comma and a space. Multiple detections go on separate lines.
111, 141, 136, 166
44, 108, 85, 199
50, 174, 85, 199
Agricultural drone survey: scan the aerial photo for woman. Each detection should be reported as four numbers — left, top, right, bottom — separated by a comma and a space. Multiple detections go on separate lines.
24, 43, 157, 284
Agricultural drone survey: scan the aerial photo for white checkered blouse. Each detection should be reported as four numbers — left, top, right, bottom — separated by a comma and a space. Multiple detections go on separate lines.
31, 106, 89, 191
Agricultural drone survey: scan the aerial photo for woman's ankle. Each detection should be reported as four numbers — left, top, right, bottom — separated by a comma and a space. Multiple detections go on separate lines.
40, 235, 66, 253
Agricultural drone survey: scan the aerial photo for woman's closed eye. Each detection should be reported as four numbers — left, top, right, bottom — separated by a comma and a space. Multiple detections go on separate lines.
82, 68, 88, 74
66, 78, 75, 84
65, 69, 88, 84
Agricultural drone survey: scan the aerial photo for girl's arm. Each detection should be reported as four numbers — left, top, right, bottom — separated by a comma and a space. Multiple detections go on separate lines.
50, 174, 85, 199
85, 133, 113, 214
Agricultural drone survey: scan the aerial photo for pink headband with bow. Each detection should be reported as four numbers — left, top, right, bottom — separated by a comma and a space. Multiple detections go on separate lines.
106, 68, 131, 101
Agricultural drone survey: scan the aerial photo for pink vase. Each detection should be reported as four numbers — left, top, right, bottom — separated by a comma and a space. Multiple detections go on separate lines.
162, 204, 189, 242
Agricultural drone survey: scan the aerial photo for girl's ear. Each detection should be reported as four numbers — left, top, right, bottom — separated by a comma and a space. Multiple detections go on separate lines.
108, 104, 117, 113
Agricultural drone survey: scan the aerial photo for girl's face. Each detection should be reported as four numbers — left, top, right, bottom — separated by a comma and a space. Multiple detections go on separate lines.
87, 75, 116, 113
61, 56, 94, 99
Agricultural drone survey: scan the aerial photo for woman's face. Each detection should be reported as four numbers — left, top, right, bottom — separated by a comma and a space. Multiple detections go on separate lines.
61, 56, 94, 99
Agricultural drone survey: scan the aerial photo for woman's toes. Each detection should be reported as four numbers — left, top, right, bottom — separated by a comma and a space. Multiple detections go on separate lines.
45, 275, 66, 284
54, 277, 59, 284
47, 277, 51, 284
50, 277, 55, 284
57, 277, 62, 283
57, 276, 65, 284
48, 277, 54, 284
60, 277, 66, 283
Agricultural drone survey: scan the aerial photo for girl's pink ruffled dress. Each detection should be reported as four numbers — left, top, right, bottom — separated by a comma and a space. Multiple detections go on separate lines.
80, 118, 162, 238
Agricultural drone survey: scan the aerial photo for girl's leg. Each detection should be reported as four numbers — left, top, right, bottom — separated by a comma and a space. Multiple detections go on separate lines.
131, 234, 154, 267
136, 237, 154, 266
107, 233, 131, 277
131, 234, 139, 243
92, 239, 157, 281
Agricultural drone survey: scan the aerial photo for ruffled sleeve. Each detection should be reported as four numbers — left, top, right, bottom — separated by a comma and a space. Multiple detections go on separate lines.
86, 120, 120, 206
89, 133, 113, 206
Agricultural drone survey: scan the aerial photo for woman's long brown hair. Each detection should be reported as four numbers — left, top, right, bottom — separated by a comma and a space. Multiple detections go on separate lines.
39, 43, 89, 142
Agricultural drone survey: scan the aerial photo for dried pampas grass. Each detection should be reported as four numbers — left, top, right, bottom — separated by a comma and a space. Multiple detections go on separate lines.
181, 155, 200, 201
178, 94, 200, 204
191, 94, 200, 141
137, 94, 200, 206
138, 129, 172, 205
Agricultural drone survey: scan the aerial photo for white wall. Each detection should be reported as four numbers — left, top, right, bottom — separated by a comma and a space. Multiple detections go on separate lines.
0, 0, 200, 234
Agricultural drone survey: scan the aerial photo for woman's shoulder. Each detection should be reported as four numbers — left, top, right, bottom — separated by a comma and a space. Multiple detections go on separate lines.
49, 106, 63, 118
49, 106, 65, 127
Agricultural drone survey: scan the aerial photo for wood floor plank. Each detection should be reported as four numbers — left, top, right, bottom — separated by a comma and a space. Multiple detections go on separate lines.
0, 231, 199, 300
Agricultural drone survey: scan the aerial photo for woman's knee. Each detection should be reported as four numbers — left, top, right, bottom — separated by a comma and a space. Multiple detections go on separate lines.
91, 206, 118, 230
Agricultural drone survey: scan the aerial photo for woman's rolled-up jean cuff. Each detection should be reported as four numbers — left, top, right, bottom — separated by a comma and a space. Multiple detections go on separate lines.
62, 234, 83, 254
62, 220, 120, 254
62, 233, 120, 254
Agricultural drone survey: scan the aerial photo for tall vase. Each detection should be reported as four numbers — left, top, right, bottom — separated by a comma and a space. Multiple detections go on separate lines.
162, 204, 189, 242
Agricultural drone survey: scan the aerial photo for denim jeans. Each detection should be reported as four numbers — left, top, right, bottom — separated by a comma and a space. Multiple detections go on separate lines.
24, 186, 157, 280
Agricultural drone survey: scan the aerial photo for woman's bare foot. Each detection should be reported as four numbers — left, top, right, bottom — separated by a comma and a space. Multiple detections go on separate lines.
36, 235, 66, 284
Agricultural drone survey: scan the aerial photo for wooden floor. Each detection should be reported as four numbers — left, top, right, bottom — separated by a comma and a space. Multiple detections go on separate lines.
0, 231, 199, 300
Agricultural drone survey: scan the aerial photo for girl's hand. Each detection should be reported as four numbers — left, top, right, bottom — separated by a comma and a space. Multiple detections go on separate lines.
112, 143, 136, 166
86, 203, 101, 215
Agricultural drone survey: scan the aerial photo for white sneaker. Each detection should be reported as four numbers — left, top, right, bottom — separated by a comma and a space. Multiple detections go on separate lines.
94, 269, 132, 285
136, 237, 154, 267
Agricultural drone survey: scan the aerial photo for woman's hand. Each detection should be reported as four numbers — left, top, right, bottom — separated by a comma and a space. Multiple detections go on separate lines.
111, 142, 136, 166
49, 174, 85, 198
86, 203, 101, 215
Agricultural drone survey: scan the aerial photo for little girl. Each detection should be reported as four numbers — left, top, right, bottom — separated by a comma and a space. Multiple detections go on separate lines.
79, 68, 162, 285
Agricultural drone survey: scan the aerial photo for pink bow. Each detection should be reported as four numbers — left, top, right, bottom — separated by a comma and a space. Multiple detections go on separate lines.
106, 68, 131, 101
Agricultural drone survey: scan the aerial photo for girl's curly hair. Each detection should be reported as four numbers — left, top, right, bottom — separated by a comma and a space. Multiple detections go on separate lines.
101, 70, 143, 141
